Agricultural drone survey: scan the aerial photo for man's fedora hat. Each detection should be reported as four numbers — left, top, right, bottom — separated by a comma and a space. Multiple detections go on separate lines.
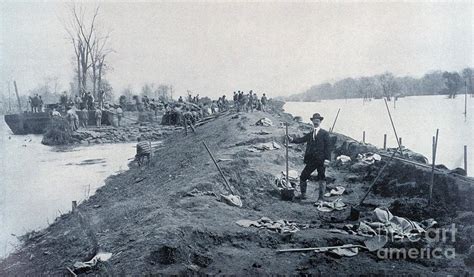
310, 113, 324, 120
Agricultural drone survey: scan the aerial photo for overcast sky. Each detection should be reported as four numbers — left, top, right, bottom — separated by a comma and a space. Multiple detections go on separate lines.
1, 1, 472, 99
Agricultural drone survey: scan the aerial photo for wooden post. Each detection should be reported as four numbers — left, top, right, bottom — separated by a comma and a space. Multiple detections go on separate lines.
285, 123, 289, 187
429, 129, 439, 205
384, 98, 403, 155
399, 137, 402, 147
464, 145, 468, 176
465, 81, 468, 118
383, 134, 387, 150
363, 131, 366, 144
330, 108, 340, 133
13, 81, 22, 113
72, 201, 77, 212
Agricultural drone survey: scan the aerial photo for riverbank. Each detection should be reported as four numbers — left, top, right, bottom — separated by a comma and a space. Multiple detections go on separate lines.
1, 104, 473, 275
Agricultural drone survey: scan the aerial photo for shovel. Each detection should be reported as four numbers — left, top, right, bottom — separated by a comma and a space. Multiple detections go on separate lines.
281, 122, 295, 201
202, 141, 242, 207
276, 235, 388, 253
347, 148, 399, 221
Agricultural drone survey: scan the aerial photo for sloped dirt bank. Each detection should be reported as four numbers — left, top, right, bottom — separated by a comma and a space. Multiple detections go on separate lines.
1, 105, 473, 275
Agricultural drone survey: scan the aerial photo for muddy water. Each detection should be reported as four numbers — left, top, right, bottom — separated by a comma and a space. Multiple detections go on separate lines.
284, 95, 473, 176
0, 120, 137, 258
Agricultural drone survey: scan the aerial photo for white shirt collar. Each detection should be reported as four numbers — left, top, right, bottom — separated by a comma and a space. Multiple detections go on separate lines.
313, 127, 320, 140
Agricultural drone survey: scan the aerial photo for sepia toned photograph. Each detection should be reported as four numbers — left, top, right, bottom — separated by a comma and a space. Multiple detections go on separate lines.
0, 1, 473, 275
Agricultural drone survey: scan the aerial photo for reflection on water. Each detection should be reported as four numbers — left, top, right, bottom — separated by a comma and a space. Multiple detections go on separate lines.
0, 120, 137, 258
284, 95, 473, 176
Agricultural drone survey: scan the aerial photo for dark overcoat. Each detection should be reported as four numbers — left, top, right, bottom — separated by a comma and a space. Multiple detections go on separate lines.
292, 128, 331, 165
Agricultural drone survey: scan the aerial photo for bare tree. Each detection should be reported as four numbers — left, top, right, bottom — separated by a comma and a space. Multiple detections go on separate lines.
63, 4, 112, 98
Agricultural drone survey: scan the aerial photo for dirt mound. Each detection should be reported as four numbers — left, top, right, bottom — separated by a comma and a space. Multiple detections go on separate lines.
2, 106, 473, 275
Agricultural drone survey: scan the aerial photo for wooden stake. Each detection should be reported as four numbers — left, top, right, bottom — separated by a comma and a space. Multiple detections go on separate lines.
399, 137, 402, 147
13, 81, 22, 113
384, 98, 403, 155
330, 108, 340, 133
359, 148, 399, 205
363, 131, 366, 144
285, 123, 289, 187
429, 129, 439, 205
464, 145, 468, 176
465, 81, 468, 118
383, 134, 387, 150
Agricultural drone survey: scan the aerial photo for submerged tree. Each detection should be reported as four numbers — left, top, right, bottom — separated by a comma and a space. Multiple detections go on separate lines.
462, 68, 473, 95
378, 72, 399, 101
442, 71, 463, 98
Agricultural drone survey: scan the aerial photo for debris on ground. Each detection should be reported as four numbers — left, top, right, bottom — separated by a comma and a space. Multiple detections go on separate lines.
324, 186, 346, 197
357, 152, 381, 165
336, 155, 351, 164
315, 198, 347, 212
255, 118, 273, 127
275, 170, 299, 189
357, 208, 437, 239
185, 188, 218, 197
220, 194, 242, 207
236, 217, 299, 233
72, 252, 112, 272
247, 141, 281, 152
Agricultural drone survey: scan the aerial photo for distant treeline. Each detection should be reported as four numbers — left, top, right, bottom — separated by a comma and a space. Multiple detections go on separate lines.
287, 68, 474, 101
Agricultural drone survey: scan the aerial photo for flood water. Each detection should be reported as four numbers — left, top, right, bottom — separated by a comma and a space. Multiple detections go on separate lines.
0, 120, 137, 258
284, 95, 473, 176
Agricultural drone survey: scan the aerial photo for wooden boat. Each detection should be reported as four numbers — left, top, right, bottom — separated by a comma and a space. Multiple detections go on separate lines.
4, 112, 51, 135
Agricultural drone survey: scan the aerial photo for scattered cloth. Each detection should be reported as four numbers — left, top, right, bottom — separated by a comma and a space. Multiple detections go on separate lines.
248, 141, 282, 152
357, 152, 381, 165
217, 158, 233, 162
256, 118, 273, 127
236, 219, 260, 228
185, 188, 217, 197
357, 208, 437, 239
324, 186, 345, 197
315, 198, 347, 212
236, 217, 299, 234
315, 245, 360, 257
275, 170, 299, 189
336, 155, 351, 164
73, 252, 112, 271
254, 131, 271, 135
220, 194, 242, 207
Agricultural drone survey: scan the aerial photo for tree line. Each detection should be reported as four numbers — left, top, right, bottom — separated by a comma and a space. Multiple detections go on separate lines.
287, 68, 474, 101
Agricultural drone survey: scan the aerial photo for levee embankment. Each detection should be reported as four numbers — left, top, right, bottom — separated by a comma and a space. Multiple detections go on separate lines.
1, 105, 473, 275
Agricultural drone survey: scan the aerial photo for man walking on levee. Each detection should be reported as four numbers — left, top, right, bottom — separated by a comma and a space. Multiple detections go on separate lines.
288, 113, 331, 200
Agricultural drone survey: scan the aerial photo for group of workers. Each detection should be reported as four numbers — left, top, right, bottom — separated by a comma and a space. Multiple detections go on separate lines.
140, 92, 331, 200
28, 94, 44, 113
233, 90, 268, 112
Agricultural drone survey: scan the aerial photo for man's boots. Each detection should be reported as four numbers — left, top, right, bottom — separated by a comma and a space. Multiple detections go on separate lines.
298, 180, 307, 199
318, 180, 327, 201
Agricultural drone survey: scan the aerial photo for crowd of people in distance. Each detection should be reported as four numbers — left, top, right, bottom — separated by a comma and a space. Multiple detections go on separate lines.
35, 88, 270, 133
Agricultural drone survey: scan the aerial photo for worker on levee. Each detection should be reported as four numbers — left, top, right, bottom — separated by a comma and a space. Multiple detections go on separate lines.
95, 107, 103, 127
183, 108, 196, 136
135, 136, 152, 166
288, 113, 331, 200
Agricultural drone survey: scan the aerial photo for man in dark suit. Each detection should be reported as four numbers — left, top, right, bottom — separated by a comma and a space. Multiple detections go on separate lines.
289, 113, 331, 200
